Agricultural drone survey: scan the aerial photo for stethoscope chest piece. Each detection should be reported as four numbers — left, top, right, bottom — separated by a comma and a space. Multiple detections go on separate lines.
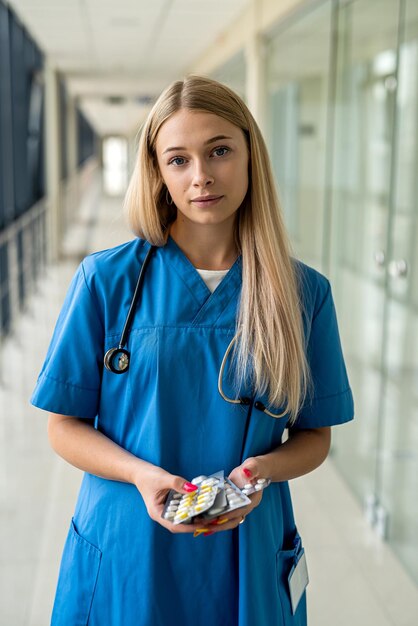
104, 347, 130, 374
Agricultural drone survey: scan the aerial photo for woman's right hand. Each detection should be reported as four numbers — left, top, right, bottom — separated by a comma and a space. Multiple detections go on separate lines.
47, 413, 207, 534
132, 464, 208, 533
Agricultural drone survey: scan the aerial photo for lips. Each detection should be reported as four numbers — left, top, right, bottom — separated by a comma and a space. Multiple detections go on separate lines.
192, 195, 223, 202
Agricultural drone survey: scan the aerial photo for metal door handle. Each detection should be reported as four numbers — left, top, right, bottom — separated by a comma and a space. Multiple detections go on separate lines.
388, 259, 408, 278
374, 250, 386, 267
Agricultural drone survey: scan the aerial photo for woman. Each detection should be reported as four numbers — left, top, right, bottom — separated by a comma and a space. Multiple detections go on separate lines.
31, 75, 354, 626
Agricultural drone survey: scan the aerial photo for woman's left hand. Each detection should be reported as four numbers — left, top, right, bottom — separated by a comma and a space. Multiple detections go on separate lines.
196, 456, 270, 534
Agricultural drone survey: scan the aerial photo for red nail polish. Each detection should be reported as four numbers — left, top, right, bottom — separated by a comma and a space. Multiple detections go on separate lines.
203, 531, 215, 536
183, 482, 198, 492
243, 468, 252, 478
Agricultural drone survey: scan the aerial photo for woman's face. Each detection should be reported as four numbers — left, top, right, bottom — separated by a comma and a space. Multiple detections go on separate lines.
155, 108, 249, 228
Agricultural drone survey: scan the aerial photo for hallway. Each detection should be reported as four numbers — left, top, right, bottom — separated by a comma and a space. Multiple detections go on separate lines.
1, 173, 418, 625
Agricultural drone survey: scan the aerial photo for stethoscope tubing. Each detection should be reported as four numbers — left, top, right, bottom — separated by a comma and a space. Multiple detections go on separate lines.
103, 243, 156, 374
119, 243, 156, 347
104, 240, 286, 420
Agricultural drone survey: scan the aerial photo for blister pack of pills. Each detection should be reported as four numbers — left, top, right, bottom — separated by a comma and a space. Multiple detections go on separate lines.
200, 477, 251, 521
162, 471, 272, 525
241, 477, 272, 495
162, 472, 223, 525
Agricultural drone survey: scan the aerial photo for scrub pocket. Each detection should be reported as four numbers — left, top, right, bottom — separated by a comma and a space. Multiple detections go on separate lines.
275, 532, 307, 626
51, 518, 102, 626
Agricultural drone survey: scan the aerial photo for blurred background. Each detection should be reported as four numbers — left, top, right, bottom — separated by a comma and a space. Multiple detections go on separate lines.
0, 0, 417, 624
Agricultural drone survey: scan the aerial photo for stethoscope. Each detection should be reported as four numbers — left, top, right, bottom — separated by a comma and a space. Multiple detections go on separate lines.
103, 243, 156, 374
103, 242, 286, 421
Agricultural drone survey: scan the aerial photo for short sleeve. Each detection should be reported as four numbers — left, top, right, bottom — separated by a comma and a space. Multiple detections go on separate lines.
30, 261, 104, 418
293, 278, 354, 429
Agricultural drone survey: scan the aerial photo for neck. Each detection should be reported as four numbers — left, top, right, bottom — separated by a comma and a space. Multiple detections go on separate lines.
169, 217, 239, 270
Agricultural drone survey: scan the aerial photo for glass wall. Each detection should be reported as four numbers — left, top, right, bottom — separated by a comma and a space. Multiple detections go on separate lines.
0, 0, 45, 337
330, 0, 418, 583
0, 0, 98, 340
329, 0, 401, 508
265, 2, 332, 268
265, 0, 418, 584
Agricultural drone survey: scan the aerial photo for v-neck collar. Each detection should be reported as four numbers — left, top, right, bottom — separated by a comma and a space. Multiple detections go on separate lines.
164, 234, 242, 326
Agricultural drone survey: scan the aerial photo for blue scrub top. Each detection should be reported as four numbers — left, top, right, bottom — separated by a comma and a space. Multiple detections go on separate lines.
30, 235, 354, 626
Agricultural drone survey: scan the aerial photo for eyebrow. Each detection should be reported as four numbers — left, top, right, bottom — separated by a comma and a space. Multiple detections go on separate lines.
162, 135, 234, 155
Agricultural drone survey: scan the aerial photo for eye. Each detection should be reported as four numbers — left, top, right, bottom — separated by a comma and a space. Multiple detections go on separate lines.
212, 146, 230, 157
168, 156, 187, 166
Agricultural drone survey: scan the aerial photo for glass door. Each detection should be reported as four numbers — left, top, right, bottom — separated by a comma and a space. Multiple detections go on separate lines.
375, 0, 418, 583
265, 1, 333, 268
330, 0, 401, 505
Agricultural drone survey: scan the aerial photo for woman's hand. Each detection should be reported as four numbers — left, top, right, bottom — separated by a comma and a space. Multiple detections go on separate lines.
133, 457, 272, 536
132, 464, 211, 534
228, 455, 271, 489
198, 456, 270, 535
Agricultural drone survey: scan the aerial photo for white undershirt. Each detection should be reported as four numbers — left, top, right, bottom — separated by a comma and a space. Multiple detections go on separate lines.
196, 268, 229, 293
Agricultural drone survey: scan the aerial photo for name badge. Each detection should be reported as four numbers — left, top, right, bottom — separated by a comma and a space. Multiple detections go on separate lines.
288, 547, 309, 614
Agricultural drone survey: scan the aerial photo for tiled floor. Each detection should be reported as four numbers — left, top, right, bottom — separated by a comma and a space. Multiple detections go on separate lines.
1, 176, 418, 625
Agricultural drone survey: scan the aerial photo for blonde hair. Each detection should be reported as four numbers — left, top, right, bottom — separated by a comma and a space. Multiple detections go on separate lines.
124, 75, 312, 424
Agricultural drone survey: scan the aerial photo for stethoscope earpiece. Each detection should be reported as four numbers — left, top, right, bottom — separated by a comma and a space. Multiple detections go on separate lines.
104, 347, 130, 374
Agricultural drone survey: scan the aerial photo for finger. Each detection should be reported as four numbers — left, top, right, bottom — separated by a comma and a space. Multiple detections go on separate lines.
229, 462, 260, 489
207, 510, 251, 532
241, 457, 264, 482
171, 476, 199, 495
242, 465, 257, 480
207, 517, 245, 532
158, 517, 213, 534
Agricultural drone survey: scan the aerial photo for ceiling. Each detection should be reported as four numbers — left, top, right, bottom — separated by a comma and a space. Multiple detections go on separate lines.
8, 0, 251, 135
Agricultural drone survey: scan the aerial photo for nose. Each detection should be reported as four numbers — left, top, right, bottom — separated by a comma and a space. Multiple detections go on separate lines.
192, 159, 214, 187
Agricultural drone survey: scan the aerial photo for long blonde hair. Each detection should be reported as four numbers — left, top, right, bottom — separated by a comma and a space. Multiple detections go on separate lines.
124, 75, 312, 424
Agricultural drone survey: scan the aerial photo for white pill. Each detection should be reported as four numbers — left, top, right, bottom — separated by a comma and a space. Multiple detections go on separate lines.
257, 478, 266, 484
242, 489, 251, 495
201, 478, 217, 486
191, 475, 207, 485
164, 511, 175, 519
244, 483, 253, 490
172, 493, 182, 499
255, 484, 263, 491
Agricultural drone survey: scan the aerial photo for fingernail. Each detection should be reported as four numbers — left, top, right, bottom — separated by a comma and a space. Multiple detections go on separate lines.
243, 468, 252, 478
183, 482, 198, 492
210, 517, 229, 526
203, 531, 215, 536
